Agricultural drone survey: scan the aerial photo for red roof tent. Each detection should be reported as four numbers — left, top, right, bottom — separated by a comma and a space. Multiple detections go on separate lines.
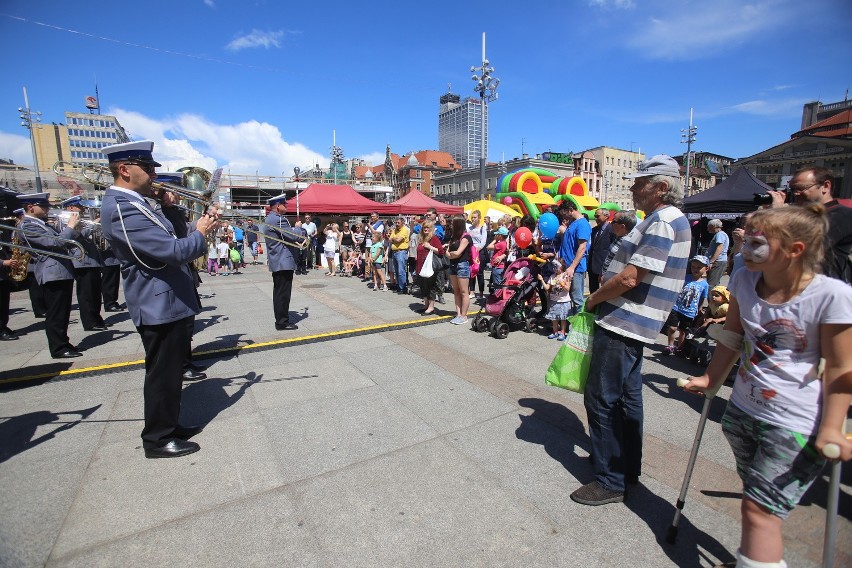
292, 184, 398, 214
389, 189, 463, 215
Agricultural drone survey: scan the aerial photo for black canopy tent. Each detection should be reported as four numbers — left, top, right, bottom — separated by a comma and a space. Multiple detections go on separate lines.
682, 167, 770, 214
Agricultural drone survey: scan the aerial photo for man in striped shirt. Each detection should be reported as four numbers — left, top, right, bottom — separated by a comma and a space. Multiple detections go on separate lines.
570, 154, 692, 506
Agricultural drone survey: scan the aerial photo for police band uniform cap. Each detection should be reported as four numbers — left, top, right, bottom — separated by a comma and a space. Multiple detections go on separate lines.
61, 195, 83, 208
17, 192, 52, 206
13, 208, 24, 216
100, 140, 162, 167
267, 194, 287, 206
622, 154, 680, 180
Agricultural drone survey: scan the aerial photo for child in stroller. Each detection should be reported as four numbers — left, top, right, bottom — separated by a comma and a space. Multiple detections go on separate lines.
470, 257, 548, 339
683, 285, 730, 366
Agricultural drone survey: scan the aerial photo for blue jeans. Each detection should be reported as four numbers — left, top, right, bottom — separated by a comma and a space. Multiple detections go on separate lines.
583, 325, 645, 492
569, 271, 585, 314
392, 250, 408, 291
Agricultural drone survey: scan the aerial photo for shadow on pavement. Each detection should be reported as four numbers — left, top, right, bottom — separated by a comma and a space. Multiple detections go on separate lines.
515, 397, 735, 566
180, 371, 263, 425
0, 404, 101, 464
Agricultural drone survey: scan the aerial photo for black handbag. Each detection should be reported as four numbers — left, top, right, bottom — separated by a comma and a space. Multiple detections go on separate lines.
432, 252, 449, 272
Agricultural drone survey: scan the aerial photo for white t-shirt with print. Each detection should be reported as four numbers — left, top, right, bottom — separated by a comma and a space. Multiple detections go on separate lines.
730, 270, 852, 434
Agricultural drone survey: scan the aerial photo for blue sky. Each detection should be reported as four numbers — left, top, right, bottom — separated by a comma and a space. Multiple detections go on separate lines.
1, 0, 850, 177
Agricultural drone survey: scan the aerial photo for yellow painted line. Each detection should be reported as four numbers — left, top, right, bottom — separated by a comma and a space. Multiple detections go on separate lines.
0, 313, 457, 386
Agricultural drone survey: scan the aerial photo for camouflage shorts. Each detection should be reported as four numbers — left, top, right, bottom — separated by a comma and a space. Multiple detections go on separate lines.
722, 402, 826, 519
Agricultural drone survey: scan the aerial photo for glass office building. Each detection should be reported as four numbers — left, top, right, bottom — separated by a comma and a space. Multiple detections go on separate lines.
438, 92, 486, 170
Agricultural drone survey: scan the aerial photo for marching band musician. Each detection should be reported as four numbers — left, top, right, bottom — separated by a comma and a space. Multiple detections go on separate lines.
98, 141, 218, 459
61, 196, 108, 331
0, 187, 22, 341
14, 206, 48, 319
18, 192, 84, 358
155, 171, 210, 382
264, 194, 299, 331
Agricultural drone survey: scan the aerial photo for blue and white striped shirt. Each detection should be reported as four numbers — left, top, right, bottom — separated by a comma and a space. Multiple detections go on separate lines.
596, 206, 692, 343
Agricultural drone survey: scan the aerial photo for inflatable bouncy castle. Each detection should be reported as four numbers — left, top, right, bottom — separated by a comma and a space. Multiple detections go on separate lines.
495, 167, 618, 220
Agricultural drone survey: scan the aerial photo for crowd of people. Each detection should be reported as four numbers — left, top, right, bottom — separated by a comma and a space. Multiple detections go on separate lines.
2, 147, 851, 568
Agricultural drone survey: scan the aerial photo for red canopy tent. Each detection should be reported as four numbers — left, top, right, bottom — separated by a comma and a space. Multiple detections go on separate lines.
291, 184, 398, 214
388, 190, 463, 215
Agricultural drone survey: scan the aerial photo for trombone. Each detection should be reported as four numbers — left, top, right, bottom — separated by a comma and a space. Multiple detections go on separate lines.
174, 206, 309, 250
0, 222, 86, 261
53, 162, 219, 208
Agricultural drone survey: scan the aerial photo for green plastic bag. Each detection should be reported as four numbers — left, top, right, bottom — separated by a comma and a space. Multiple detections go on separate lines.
545, 308, 597, 393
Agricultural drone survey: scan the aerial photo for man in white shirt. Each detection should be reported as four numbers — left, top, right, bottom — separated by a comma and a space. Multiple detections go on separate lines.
303, 214, 317, 269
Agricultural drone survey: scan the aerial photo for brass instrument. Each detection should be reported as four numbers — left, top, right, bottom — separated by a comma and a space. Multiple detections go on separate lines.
9, 229, 30, 282
53, 162, 219, 209
0, 223, 87, 263
243, 220, 309, 250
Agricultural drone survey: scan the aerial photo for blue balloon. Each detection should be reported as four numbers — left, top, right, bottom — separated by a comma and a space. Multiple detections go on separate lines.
413, 224, 422, 234
538, 212, 559, 240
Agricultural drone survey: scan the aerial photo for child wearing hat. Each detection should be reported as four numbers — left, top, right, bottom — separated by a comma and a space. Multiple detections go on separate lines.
663, 255, 710, 355
488, 226, 509, 293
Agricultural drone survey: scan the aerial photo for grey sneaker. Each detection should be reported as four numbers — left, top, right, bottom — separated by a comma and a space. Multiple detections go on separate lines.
569, 481, 624, 506
449, 316, 462, 324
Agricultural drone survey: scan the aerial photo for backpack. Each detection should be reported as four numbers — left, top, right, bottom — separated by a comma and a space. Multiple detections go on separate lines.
465, 232, 481, 278
229, 248, 241, 263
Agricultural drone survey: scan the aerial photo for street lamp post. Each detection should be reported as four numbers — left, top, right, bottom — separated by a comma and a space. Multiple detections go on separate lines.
471, 32, 499, 199
681, 108, 698, 196
19, 86, 43, 193
294, 166, 301, 217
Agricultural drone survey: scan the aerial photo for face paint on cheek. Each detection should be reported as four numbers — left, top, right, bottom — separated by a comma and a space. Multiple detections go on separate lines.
742, 234, 770, 263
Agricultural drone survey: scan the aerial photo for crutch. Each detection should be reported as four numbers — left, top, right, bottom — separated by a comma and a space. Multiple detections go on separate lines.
821, 421, 849, 568
666, 327, 742, 544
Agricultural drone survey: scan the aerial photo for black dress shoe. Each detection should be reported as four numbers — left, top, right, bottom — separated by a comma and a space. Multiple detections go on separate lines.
0, 328, 18, 341
105, 303, 123, 312
182, 368, 207, 381
143, 439, 200, 459
84, 324, 109, 331
173, 424, 204, 439
53, 349, 84, 359
275, 323, 299, 331
34, 312, 47, 318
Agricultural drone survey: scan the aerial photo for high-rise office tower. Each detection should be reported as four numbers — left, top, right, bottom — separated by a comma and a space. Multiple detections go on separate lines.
438, 90, 485, 169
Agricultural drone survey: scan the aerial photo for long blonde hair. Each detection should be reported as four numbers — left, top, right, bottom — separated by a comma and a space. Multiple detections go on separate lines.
746, 203, 827, 274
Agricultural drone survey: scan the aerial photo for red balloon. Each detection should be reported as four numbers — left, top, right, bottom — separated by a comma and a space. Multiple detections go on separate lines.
515, 227, 532, 249
502, 196, 513, 206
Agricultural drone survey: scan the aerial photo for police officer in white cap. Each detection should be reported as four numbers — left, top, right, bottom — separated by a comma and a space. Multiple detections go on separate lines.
98, 140, 218, 459
61, 196, 108, 331
264, 193, 299, 330
18, 192, 84, 358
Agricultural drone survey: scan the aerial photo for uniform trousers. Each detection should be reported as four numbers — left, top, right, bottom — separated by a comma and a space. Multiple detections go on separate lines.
43, 279, 74, 356
0, 280, 11, 329
28, 273, 46, 316
138, 317, 191, 448
272, 269, 294, 326
75, 267, 105, 328
101, 265, 120, 306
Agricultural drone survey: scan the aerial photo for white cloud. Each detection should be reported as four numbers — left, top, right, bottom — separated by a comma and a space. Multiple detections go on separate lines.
203, 0, 215, 7
625, 1, 793, 60
110, 108, 329, 175
0, 132, 33, 166
225, 30, 285, 52
356, 152, 386, 167
588, 0, 635, 9
723, 98, 807, 117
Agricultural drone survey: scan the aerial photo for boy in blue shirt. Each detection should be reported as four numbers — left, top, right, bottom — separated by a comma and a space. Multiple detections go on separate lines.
663, 255, 710, 355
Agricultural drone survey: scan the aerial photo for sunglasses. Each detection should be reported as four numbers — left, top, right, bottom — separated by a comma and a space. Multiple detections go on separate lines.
124, 161, 156, 174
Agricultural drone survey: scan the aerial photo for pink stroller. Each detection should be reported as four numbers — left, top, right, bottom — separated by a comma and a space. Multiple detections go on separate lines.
471, 257, 548, 339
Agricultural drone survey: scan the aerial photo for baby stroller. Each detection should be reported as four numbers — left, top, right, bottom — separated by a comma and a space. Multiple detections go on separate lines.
471, 257, 548, 339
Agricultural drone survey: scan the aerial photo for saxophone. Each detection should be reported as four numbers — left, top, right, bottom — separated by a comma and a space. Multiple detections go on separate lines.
9, 230, 30, 282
